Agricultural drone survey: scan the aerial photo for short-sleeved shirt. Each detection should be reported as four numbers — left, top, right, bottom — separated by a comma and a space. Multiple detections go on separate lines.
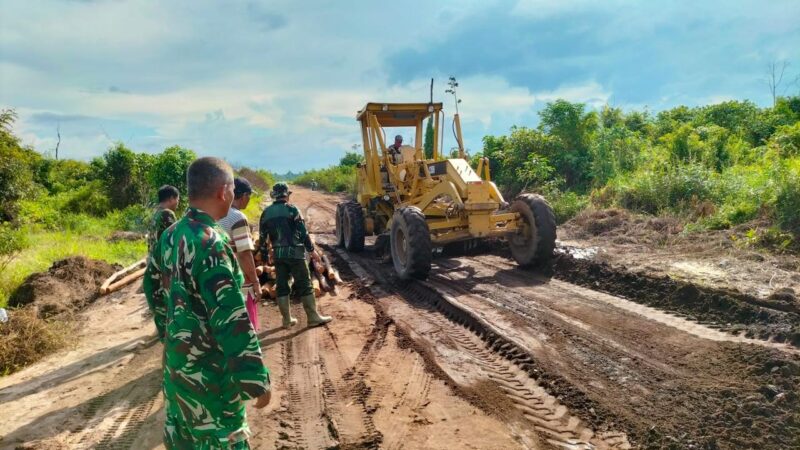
218, 207, 255, 253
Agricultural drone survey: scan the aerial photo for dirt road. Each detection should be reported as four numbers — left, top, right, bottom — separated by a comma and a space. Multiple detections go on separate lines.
2, 186, 798, 449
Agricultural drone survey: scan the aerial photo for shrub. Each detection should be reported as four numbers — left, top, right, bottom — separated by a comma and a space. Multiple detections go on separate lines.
775, 173, 800, 234
109, 204, 150, 232
295, 165, 357, 193
547, 191, 589, 224
62, 180, 112, 216
0, 223, 29, 271
613, 164, 715, 215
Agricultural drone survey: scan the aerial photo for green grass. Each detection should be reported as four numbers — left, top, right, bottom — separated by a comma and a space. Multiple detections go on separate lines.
240, 193, 265, 224
0, 225, 146, 308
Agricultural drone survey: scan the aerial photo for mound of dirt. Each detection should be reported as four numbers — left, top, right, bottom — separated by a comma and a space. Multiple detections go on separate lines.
8, 256, 119, 318
564, 208, 684, 243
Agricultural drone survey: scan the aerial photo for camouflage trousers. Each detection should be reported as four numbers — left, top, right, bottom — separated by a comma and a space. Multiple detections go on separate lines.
275, 258, 313, 297
165, 413, 251, 450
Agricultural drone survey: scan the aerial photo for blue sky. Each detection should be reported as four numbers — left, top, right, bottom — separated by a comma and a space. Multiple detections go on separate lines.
1, 0, 798, 172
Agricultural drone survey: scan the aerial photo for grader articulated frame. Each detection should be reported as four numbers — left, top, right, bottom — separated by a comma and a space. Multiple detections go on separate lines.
336, 102, 556, 279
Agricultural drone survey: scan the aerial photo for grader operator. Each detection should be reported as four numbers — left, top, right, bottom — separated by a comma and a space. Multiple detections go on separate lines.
335, 101, 556, 279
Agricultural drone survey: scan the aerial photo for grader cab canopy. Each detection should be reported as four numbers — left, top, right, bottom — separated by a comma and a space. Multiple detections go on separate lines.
337, 100, 556, 280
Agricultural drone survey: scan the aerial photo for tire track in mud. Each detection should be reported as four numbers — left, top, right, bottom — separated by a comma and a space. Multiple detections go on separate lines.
279, 326, 337, 450
334, 248, 632, 450
455, 255, 800, 354
319, 323, 383, 448
381, 353, 433, 450
71, 367, 161, 450
277, 303, 385, 450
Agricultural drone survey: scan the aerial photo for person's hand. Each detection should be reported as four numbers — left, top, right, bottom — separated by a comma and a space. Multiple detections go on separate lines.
253, 390, 272, 409
268, 249, 275, 265
252, 282, 263, 298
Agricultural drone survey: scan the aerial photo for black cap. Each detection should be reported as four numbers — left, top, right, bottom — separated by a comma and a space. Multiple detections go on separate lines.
233, 177, 253, 196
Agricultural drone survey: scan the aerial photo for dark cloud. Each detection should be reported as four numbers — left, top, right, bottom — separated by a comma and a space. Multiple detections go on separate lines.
246, 3, 288, 32
29, 112, 98, 124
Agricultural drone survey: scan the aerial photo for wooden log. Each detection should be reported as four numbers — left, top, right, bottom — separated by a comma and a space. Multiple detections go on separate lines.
327, 268, 343, 284
100, 259, 146, 295
316, 270, 330, 292
312, 278, 321, 297
104, 268, 146, 294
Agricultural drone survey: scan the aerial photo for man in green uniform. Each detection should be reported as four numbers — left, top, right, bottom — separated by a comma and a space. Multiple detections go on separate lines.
143, 157, 271, 450
146, 185, 180, 254
259, 183, 332, 328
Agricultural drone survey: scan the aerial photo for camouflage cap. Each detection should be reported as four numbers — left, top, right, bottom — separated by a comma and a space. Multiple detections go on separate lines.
271, 182, 291, 199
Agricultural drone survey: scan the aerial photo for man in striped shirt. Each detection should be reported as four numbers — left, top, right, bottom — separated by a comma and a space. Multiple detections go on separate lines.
219, 177, 262, 308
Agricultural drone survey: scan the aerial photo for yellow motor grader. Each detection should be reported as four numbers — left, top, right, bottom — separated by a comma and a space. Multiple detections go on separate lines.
335, 100, 556, 279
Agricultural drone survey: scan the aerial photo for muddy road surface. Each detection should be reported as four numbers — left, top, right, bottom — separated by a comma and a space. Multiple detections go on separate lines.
301, 187, 799, 450
1, 186, 798, 450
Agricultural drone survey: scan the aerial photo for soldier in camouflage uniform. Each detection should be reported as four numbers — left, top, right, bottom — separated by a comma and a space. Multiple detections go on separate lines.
146, 185, 180, 255
143, 157, 271, 450
259, 182, 332, 328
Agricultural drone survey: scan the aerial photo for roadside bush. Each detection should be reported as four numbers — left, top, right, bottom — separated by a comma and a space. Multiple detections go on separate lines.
547, 191, 589, 224
16, 198, 60, 229
109, 204, 150, 233
775, 173, 800, 234
62, 180, 112, 216
0, 223, 29, 271
295, 165, 357, 193
613, 164, 714, 215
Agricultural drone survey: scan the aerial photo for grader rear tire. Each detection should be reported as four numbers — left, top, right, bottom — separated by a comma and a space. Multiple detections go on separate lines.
390, 206, 432, 280
342, 202, 365, 252
335, 203, 345, 247
509, 194, 556, 267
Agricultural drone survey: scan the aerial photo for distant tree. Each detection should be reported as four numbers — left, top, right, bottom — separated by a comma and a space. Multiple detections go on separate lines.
423, 118, 434, 159
339, 152, 363, 167
147, 145, 196, 200
0, 110, 39, 221
95, 143, 151, 209
537, 100, 598, 190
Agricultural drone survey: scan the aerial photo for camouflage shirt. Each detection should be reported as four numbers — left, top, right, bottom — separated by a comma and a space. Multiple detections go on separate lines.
143, 207, 270, 440
146, 206, 177, 254
259, 200, 314, 260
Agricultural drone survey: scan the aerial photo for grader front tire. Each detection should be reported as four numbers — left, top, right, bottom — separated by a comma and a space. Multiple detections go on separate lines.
509, 194, 556, 267
390, 207, 432, 280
